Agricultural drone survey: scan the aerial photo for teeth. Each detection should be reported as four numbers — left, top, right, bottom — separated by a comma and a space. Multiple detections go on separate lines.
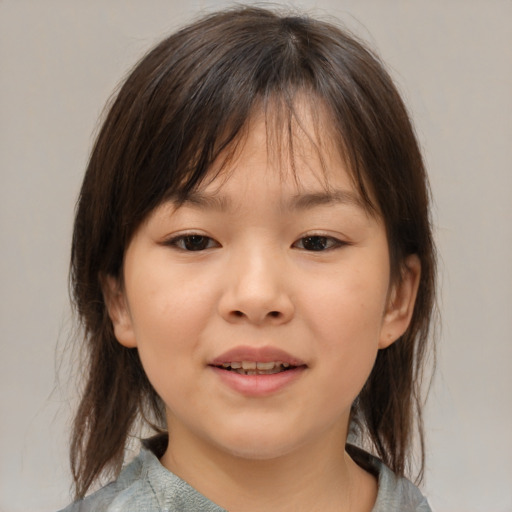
218, 361, 294, 375
256, 361, 276, 370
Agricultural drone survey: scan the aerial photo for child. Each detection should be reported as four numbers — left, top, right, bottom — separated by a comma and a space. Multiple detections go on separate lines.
61, 6, 436, 511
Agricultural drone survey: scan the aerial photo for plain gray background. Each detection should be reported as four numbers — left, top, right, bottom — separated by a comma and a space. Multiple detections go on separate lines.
1, 1, 511, 511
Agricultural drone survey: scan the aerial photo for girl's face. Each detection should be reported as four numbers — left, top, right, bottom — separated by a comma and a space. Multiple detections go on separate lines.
105, 107, 419, 465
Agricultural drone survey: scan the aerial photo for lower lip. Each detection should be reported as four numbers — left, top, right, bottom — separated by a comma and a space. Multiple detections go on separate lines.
210, 366, 306, 396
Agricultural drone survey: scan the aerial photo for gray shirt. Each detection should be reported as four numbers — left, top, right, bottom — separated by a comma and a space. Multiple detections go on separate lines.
60, 438, 431, 512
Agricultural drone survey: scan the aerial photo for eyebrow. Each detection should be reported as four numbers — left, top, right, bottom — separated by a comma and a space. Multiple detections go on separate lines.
288, 190, 365, 211
179, 191, 232, 211
176, 188, 364, 212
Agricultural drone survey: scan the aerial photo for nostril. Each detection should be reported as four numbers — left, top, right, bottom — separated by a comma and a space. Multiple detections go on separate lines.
233, 310, 244, 317
269, 311, 280, 318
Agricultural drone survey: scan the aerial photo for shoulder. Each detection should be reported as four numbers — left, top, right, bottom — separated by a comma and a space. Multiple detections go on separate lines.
57, 451, 153, 512
58, 438, 226, 512
347, 444, 432, 512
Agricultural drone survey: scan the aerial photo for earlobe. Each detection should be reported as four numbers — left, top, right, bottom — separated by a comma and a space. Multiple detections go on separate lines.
379, 254, 421, 349
101, 274, 138, 348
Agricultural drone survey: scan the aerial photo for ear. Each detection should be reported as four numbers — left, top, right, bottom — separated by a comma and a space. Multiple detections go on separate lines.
101, 274, 138, 348
379, 254, 421, 349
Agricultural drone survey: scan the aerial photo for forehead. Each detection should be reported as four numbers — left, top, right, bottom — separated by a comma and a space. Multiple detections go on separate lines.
188, 97, 371, 214
195, 97, 358, 197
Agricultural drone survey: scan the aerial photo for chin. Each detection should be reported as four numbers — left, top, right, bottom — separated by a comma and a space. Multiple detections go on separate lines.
208, 422, 311, 461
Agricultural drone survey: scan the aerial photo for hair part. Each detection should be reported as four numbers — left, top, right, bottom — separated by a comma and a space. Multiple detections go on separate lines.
70, 6, 436, 498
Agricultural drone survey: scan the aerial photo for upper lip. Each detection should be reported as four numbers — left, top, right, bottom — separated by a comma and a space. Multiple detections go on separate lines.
210, 345, 306, 367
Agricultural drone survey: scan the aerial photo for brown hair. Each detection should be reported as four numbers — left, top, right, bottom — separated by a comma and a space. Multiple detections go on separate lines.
70, 6, 436, 498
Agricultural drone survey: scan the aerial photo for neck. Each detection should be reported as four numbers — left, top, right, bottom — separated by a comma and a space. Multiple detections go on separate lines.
160, 424, 376, 512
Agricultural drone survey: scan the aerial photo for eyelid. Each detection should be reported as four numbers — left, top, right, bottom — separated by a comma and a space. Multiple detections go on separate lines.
292, 232, 350, 251
162, 231, 221, 251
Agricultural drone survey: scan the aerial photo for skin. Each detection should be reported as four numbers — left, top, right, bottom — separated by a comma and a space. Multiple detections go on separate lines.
105, 105, 420, 512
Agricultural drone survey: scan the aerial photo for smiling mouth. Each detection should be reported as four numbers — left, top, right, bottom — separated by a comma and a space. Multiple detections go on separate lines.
214, 361, 299, 375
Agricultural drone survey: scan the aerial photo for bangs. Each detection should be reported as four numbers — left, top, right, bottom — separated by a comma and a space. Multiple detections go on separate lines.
158, 90, 378, 220
115, 11, 382, 224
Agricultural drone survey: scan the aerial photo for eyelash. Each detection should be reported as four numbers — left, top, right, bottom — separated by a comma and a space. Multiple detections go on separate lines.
165, 234, 220, 251
292, 235, 346, 252
165, 233, 347, 252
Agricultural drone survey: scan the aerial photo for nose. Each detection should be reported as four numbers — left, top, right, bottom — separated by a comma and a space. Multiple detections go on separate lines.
218, 246, 295, 325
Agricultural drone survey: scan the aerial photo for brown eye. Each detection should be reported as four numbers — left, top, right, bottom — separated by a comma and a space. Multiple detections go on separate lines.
170, 235, 218, 251
294, 236, 342, 251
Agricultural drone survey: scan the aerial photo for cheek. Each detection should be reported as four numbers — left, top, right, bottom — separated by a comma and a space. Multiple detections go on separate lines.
124, 268, 220, 395
303, 268, 388, 390
307, 266, 388, 341
128, 267, 216, 342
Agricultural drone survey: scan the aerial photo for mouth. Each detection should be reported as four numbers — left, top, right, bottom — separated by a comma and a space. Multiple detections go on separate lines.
213, 361, 299, 375
209, 346, 307, 395
210, 346, 307, 374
